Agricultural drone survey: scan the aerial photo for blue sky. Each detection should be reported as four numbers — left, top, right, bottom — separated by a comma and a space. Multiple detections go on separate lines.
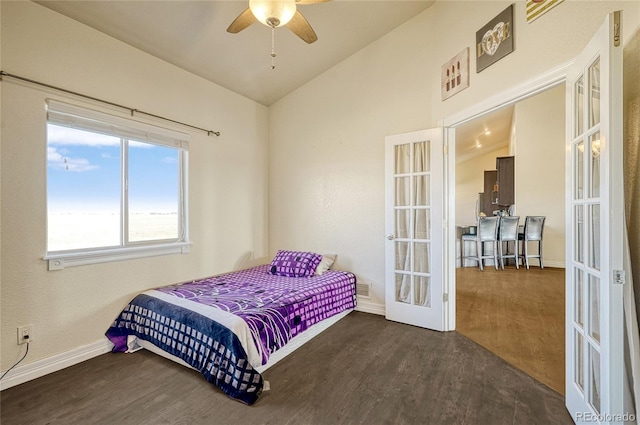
47, 124, 179, 213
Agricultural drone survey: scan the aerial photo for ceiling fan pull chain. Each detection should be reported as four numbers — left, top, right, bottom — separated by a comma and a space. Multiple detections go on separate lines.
271, 27, 277, 70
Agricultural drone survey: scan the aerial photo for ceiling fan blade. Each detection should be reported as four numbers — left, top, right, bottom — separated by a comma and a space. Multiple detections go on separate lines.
227, 8, 256, 34
296, 0, 331, 4
286, 10, 318, 44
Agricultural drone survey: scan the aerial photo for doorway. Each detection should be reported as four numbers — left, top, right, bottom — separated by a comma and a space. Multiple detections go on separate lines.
448, 84, 567, 394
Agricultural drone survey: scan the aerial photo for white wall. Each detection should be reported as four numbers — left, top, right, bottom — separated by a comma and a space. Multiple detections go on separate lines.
269, 1, 640, 308
268, 9, 438, 308
0, 2, 269, 374
0, 0, 3, 308
455, 147, 509, 226
2, 0, 639, 383
514, 85, 566, 267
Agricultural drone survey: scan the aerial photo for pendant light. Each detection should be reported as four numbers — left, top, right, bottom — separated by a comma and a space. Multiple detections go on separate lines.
249, 0, 296, 28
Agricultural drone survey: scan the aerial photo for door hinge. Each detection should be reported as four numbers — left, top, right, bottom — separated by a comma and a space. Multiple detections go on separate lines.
613, 11, 621, 47
443, 293, 449, 302
613, 269, 626, 285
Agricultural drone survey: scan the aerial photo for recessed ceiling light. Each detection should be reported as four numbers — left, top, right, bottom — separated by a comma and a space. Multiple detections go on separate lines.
484, 130, 491, 135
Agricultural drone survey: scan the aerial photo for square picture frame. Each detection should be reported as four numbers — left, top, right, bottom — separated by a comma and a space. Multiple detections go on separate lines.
441, 48, 469, 101
476, 4, 514, 73
526, 0, 565, 23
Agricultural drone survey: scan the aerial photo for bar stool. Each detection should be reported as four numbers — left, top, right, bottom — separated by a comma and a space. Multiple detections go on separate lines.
462, 216, 500, 271
518, 216, 546, 269
498, 216, 520, 270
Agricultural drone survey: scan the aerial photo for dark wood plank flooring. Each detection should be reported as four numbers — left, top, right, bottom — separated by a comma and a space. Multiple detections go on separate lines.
1, 312, 573, 425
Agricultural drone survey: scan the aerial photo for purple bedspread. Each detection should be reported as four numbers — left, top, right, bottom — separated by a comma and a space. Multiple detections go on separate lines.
155, 265, 357, 365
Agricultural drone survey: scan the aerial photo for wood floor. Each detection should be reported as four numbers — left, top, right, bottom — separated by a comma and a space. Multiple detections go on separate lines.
456, 265, 565, 395
1, 311, 572, 425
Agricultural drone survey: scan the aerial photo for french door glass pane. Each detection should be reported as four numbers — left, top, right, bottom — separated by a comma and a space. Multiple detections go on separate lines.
414, 141, 430, 172
575, 141, 584, 199
589, 204, 601, 270
392, 139, 435, 312
395, 273, 410, 304
575, 330, 584, 392
589, 275, 600, 343
589, 345, 601, 414
413, 242, 430, 273
396, 209, 410, 239
414, 208, 430, 239
395, 177, 410, 206
588, 58, 601, 128
414, 175, 430, 206
414, 275, 430, 307
574, 205, 584, 263
394, 144, 410, 174
575, 76, 584, 137
590, 132, 601, 198
575, 268, 584, 327
395, 241, 410, 271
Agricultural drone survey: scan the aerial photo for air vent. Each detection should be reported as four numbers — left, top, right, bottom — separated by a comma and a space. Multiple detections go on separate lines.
356, 282, 371, 299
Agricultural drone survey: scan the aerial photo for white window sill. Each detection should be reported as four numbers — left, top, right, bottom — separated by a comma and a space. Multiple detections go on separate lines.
44, 242, 191, 270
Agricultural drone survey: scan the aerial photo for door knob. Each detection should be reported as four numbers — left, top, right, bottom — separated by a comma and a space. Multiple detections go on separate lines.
386, 234, 395, 240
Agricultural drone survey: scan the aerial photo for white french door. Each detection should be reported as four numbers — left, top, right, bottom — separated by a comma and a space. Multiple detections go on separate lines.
384, 129, 444, 331
565, 11, 624, 424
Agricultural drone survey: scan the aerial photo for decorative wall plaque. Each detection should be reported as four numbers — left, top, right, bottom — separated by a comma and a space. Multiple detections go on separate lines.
526, 0, 565, 23
441, 48, 469, 101
476, 4, 514, 73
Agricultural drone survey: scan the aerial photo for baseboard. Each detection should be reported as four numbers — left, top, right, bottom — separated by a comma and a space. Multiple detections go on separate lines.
0, 339, 112, 391
355, 299, 385, 316
542, 260, 565, 269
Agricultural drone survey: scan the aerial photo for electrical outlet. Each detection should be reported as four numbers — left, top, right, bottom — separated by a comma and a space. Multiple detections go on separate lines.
17, 325, 33, 345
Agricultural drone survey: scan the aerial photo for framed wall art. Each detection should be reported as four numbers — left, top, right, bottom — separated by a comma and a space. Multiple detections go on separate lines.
526, 0, 565, 23
476, 4, 514, 73
441, 47, 469, 101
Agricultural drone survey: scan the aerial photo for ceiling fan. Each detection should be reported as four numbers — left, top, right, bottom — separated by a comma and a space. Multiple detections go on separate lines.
227, 0, 330, 44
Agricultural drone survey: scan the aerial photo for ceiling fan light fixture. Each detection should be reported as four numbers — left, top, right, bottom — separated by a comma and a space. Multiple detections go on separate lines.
249, 0, 297, 28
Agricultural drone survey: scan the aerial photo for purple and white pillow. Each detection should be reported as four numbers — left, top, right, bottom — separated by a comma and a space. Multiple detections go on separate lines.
269, 250, 322, 277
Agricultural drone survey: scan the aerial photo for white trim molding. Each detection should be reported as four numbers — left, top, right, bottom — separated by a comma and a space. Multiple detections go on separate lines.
355, 299, 385, 316
542, 260, 566, 269
44, 242, 192, 270
443, 61, 572, 331
443, 61, 572, 128
0, 339, 112, 391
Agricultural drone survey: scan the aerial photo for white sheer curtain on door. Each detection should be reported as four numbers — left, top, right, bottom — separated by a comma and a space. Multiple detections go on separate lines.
394, 142, 431, 307
395, 144, 411, 303
413, 141, 430, 307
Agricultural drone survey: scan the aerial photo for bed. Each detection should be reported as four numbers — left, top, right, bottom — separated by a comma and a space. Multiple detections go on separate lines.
105, 252, 357, 405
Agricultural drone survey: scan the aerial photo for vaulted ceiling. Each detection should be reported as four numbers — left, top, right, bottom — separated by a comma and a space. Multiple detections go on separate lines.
37, 0, 435, 106
36, 0, 513, 158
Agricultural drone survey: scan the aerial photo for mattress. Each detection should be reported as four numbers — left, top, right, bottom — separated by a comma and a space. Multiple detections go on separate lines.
105, 264, 357, 404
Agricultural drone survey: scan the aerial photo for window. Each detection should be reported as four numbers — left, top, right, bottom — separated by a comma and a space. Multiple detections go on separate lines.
45, 100, 190, 269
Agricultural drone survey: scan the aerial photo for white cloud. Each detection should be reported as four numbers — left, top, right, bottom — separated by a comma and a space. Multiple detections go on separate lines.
161, 156, 178, 164
47, 147, 99, 172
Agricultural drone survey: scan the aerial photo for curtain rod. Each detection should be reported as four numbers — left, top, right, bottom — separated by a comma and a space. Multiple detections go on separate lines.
0, 71, 221, 137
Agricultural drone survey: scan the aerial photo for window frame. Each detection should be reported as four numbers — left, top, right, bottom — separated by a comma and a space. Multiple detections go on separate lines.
44, 100, 191, 270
